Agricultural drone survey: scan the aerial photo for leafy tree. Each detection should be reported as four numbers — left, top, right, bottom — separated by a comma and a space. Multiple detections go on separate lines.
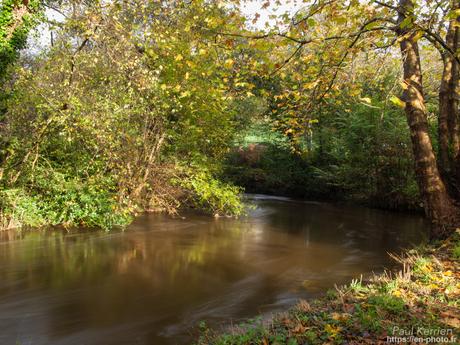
1, 0, 459, 236
0, 0, 250, 228
0, 0, 42, 80
228, 0, 460, 238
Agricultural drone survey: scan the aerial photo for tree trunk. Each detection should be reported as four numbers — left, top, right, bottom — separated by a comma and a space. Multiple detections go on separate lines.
450, 2, 460, 163
438, 0, 460, 198
439, 53, 454, 173
398, 0, 459, 238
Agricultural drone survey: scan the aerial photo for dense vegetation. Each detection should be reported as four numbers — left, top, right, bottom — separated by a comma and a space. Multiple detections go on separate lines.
0, 0, 249, 229
224, 99, 419, 210
0, 0, 459, 239
2, 1, 460, 344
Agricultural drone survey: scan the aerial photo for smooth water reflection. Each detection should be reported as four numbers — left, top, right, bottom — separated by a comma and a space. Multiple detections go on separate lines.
0, 195, 428, 345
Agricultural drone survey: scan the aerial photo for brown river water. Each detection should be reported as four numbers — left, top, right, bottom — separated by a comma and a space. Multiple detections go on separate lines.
0, 195, 428, 345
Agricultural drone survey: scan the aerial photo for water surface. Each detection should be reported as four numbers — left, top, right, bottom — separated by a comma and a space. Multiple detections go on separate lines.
0, 195, 428, 345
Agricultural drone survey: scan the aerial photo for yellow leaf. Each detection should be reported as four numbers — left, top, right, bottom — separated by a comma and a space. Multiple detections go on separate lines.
324, 324, 342, 338
331, 312, 341, 320
390, 95, 406, 108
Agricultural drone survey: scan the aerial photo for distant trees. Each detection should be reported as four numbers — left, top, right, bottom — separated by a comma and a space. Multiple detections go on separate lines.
239, 0, 459, 238
0, 0, 459, 236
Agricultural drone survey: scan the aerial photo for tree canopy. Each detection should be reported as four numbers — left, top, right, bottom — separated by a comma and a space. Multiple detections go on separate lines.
0, 0, 459, 238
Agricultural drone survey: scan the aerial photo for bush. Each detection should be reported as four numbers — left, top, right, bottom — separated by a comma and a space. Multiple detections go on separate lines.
0, 188, 47, 228
0, 1, 248, 230
0, 169, 132, 230
175, 165, 244, 217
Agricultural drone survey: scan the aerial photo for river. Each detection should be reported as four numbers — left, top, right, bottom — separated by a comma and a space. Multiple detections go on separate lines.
0, 195, 428, 345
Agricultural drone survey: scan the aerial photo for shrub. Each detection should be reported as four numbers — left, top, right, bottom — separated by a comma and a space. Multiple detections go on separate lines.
0, 169, 132, 230
175, 165, 244, 217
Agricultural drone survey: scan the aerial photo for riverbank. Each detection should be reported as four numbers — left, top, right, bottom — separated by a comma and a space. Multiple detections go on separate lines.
196, 231, 460, 345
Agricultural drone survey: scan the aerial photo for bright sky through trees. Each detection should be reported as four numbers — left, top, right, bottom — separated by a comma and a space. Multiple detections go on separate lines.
29, 0, 303, 51
240, 0, 301, 30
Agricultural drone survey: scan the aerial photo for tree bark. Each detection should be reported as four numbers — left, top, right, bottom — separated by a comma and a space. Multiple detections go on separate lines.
438, 0, 460, 198
398, 0, 459, 238
439, 52, 454, 173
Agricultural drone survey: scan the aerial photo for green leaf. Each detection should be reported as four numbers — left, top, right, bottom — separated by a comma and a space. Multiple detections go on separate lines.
399, 17, 413, 29
446, 9, 460, 20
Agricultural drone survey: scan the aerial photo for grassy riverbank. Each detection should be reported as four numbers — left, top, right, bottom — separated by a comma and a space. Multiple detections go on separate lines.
197, 232, 460, 345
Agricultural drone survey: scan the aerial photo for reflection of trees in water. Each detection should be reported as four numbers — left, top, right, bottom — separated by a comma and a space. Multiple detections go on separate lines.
0, 206, 428, 296
260, 200, 428, 250
0, 209, 429, 343
0, 219, 268, 341
0, 218, 255, 294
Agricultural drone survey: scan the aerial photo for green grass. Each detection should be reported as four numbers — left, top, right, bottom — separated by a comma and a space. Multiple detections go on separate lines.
453, 241, 460, 260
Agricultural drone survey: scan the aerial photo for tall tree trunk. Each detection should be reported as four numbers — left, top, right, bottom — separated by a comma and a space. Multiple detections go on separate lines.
438, 0, 460, 198
450, 2, 460, 164
451, 2, 460, 196
439, 53, 454, 173
398, 0, 459, 238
